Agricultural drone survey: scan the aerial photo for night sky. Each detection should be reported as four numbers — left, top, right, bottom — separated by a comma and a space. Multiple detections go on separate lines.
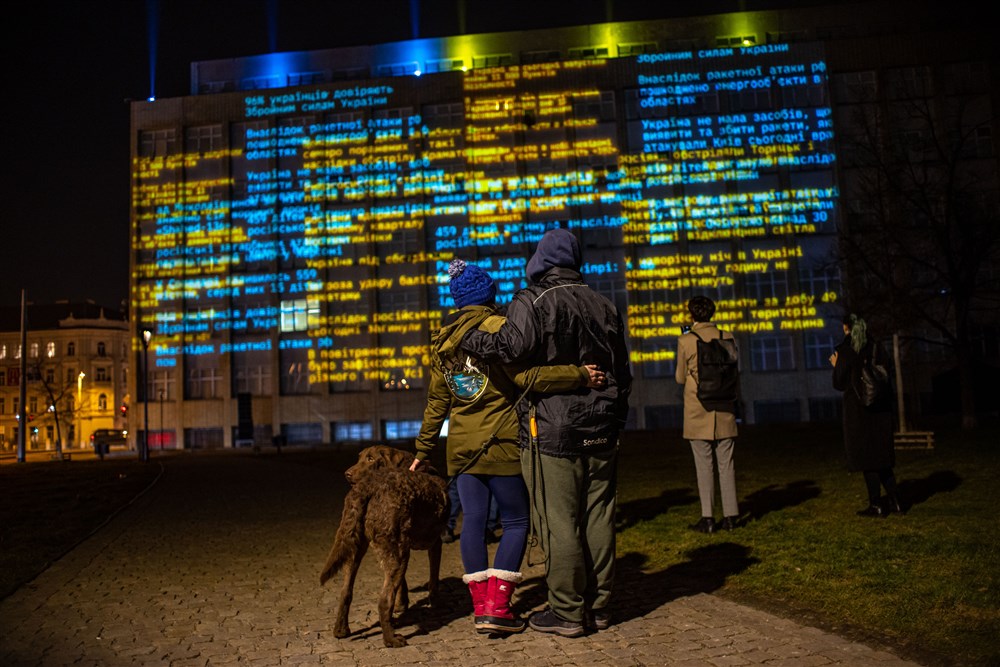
6, 0, 811, 312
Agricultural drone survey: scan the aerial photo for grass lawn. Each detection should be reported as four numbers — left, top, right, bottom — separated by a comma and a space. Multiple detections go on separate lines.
617, 418, 1000, 667
1, 418, 997, 666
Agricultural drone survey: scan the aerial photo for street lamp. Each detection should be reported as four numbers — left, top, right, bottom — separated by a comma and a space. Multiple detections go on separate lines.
141, 329, 152, 462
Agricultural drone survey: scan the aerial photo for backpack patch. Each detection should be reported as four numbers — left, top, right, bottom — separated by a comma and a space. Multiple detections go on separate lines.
441, 355, 489, 402
693, 330, 740, 413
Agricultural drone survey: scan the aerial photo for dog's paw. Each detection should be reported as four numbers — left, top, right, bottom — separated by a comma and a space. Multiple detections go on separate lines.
333, 624, 350, 638
383, 633, 407, 648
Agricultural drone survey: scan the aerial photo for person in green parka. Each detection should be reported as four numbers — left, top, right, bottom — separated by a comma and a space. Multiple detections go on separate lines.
410, 258, 604, 635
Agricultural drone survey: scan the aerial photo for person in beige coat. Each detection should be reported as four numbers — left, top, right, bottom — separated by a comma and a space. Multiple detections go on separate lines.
674, 296, 740, 533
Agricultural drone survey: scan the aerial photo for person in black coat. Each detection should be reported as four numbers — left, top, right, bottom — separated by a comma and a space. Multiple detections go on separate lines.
830, 313, 905, 517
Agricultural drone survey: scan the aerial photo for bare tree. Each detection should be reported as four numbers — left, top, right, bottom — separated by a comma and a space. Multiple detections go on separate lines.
835, 66, 1000, 429
25, 357, 79, 457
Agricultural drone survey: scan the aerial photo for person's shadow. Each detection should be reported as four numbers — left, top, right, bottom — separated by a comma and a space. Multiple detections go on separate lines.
897, 470, 962, 508
616, 488, 699, 531
740, 480, 822, 522
512, 544, 759, 625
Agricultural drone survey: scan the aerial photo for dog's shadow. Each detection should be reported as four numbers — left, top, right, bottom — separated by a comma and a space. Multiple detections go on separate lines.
343, 574, 474, 642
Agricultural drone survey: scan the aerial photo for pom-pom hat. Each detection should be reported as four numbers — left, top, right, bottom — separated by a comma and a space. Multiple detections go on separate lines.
448, 258, 497, 308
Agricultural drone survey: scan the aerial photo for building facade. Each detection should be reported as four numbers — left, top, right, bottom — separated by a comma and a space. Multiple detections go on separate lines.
128, 0, 997, 449
0, 303, 130, 453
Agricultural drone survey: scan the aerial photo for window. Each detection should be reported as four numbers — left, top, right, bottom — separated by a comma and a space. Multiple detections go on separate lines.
471, 53, 513, 69
185, 124, 223, 153
29, 397, 38, 414
98, 394, 108, 411
568, 45, 610, 59
280, 298, 320, 332
618, 42, 658, 57
744, 270, 789, 304
375, 61, 419, 77
833, 70, 877, 103
383, 420, 421, 440
716, 35, 757, 47
67, 342, 75, 356
424, 58, 465, 74
281, 423, 323, 444
0, 398, 4, 414
0, 370, 5, 386
95, 367, 109, 382
0, 344, 5, 359
29, 343, 39, 358
139, 129, 177, 157
288, 71, 327, 86
97, 342, 106, 356
804, 332, 839, 369
187, 367, 223, 399
46, 342, 55, 358
750, 335, 795, 371
333, 421, 374, 442
45, 368, 54, 384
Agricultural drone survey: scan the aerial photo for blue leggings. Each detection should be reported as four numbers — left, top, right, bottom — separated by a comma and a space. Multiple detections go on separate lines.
456, 473, 529, 573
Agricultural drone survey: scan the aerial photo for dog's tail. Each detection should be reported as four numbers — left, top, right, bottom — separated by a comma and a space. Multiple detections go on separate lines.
319, 489, 368, 586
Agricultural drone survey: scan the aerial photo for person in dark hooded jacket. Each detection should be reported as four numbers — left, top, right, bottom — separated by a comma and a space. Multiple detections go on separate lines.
460, 228, 632, 637
412, 258, 604, 635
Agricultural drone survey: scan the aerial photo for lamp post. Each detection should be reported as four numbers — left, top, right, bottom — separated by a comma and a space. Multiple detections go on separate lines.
141, 329, 152, 462
159, 389, 164, 450
77, 372, 85, 449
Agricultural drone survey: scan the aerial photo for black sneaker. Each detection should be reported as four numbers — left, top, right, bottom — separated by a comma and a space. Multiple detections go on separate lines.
688, 517, 716, 533
528, 608, 584, 637
584, 609, 611, 631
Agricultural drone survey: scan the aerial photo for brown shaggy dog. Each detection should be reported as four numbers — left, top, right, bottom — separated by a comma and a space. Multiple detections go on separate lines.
319, 445, 450, 647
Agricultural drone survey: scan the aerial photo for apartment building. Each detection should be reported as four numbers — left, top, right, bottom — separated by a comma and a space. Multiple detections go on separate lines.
0, 302, 130, 452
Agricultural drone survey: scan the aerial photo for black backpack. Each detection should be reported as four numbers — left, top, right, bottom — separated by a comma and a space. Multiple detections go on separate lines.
856, 342, 891, 408
692, 329, 740, 413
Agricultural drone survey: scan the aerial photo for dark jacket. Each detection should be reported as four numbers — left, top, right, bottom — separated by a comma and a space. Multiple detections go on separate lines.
414, 305, 591, 475
832, 335, 895, 472
461, 267, 632, 458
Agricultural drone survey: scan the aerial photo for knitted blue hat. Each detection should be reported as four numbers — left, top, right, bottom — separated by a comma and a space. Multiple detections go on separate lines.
449, 259, 496, 308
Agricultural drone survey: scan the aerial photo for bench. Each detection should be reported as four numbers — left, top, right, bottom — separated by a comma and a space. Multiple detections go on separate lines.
894, 430, 934, 450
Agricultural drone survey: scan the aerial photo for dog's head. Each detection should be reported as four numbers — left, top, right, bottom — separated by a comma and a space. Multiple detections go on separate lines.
345, 445, 415, 484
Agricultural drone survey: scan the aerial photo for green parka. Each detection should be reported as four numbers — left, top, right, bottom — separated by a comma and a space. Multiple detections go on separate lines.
414, 305, 590, 476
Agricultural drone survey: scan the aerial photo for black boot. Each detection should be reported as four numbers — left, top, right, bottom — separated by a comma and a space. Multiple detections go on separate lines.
887, 494, 906, 515
856, 504, 887, 518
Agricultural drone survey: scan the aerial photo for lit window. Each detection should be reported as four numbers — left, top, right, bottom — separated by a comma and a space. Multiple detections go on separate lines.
0, 344, 5, 359
98, 394, 108, 410
29, 343, 39, 358
280, 298, 320, 332
46, 342, 55, 358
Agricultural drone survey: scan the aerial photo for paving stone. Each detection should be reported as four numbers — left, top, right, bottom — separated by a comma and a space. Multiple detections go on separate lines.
0, 452, 929, 667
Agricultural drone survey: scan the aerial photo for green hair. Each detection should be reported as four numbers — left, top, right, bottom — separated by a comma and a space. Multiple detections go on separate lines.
844, 313, 867, 353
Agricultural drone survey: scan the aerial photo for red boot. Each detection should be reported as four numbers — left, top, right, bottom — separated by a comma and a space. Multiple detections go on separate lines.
479, 569, 525, 633
462, 571, 490, 630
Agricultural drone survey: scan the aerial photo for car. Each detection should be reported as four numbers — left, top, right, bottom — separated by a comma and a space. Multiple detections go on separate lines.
90, 429, 128, 459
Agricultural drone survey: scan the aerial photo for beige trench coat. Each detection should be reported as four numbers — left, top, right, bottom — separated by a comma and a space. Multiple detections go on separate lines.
675, 321, 739, 441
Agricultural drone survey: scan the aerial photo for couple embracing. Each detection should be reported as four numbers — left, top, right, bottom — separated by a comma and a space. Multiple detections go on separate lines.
411, 228, 632, 637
